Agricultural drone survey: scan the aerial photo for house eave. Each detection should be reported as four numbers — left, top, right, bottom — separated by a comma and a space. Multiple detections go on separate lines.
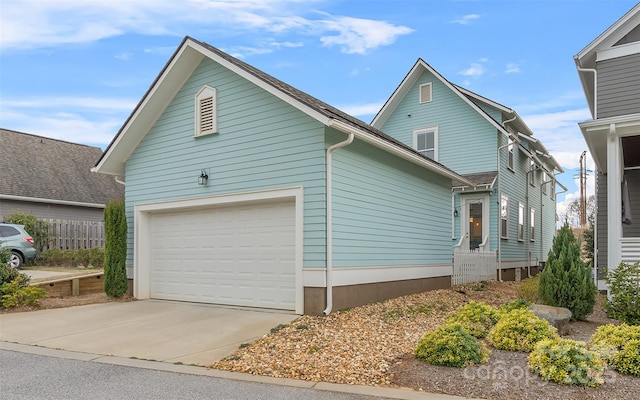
0, 194, 106, 209
579, 113, 640, 172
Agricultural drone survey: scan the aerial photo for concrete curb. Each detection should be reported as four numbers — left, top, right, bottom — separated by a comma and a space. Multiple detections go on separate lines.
0, 342, 477, 400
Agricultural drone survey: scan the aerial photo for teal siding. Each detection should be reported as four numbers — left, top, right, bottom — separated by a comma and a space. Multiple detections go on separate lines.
125, 58, 327, 268
378, 71, 497, 174
330, 132, 453, 266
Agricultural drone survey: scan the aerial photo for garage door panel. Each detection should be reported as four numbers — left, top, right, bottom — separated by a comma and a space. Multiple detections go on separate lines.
149, 199, 296, 310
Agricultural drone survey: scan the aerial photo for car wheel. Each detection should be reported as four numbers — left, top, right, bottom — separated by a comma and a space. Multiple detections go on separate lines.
9, 251, 23, 268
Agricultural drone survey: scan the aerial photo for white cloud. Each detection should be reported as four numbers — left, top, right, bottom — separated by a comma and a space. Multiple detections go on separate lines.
319, 15, 413, 54
505, 63, 520, 74
1, 97, 137, 112
450, 14, 481, 25
460, 62, 486, 78
114, 52, 133, 61
0, 0, 412, 55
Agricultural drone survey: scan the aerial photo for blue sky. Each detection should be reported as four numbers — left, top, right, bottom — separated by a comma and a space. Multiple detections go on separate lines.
1, 0, 637, 220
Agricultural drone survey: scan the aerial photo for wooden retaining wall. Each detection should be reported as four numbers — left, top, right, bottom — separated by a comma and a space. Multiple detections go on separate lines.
33, 272, 104, 297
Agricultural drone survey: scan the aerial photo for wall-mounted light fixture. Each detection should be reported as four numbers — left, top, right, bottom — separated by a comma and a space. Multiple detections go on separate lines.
198, 169, 209, 186
453, 208, 458, 217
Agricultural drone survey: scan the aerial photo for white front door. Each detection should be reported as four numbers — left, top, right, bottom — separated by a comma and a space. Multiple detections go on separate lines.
461, 195, 491, 251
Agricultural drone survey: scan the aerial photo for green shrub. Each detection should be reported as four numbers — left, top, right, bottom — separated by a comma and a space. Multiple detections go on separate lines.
0, 248, 10, 266
529, 337, 604, 387
589, 324, 640, 377
1, 279, 48, 308
104, 199, 128, 297
499, 298, 531, 314
487, 308, 557, 352
6, 211, 50, 253
0, 264, 30, 295
445, 301, 499, 338
605, 262, 640, 325
415, 324, 490, 368
517, 276, 540, 304
538, 222, 596, 320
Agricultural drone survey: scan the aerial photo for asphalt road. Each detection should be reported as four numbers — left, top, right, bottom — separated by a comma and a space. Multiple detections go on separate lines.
0, 349, 394, 400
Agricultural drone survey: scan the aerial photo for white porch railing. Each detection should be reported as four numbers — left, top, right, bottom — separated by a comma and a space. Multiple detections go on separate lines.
453, 248, 497, 285
621, 237, 640, 264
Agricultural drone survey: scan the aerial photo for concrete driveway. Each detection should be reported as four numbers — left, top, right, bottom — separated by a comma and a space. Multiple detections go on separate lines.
0, 300, 297, 366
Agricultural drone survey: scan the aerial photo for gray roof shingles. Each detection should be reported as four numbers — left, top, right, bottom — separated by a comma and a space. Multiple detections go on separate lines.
1, 128, 124, 205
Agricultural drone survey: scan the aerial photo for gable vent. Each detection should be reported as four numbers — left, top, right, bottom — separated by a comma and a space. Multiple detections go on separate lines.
195, 85, 217, 137
199, 96, 214, 132
419, 83, 432, 103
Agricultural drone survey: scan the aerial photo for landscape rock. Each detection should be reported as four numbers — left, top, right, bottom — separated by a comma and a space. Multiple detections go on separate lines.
529, 304, 572, 335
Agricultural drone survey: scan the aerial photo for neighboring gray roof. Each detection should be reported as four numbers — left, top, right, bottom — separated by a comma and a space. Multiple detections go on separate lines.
452, 171, 498, 190
0, 128, 124, 206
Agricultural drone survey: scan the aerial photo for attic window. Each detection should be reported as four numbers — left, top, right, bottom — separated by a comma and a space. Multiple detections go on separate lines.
195, 85, 217, 137
419, 83, 432, 104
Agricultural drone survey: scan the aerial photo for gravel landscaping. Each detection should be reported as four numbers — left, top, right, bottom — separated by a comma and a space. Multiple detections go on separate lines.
211, 281, 640, 400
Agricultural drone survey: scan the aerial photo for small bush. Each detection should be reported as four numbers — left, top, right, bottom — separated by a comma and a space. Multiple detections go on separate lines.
606, 262, 640, 325
499, 299, 531, 315
529, 337, 604, 387
445, 301, 499, 338
1, 278, 47, 308
0, 264, 30, 295
415, 324, 490, 368
589, 324, 640, 377
518, 276, 540, 303
487, 308, 557, 352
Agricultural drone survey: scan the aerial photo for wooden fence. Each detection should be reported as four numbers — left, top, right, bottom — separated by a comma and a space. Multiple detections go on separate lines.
452, 248, 497, 285
46, 219, 105, 250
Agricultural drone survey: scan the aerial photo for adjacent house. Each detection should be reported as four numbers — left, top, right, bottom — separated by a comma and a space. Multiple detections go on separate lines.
93, 36, 476, 315
371, 59, 564, 282
0, 128, 124, 248
574, 3, 640, 291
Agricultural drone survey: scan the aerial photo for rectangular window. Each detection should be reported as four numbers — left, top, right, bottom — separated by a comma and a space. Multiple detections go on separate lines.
419, 82, 432, 103
508, 139, 515, 170
501, 195, 509, 239
518, 203, 525, 241
413, 127, 438, 160
529, 160, 536, 186
551, 179, 556, 200
542, 172, 548, 195
530, 208, 536, 241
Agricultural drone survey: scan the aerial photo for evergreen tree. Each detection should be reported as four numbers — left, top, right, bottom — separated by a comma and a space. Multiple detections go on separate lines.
538, 222, 596, 320
104, 199, 128, 297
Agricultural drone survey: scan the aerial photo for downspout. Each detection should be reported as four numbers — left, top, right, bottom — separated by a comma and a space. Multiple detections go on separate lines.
115, 176, 126, 185
577, 66, 597, 118
324, 132, 355, 316
497, 114, 517, 282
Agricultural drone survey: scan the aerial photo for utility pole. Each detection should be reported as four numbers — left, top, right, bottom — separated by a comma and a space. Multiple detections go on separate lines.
579, 151, 587, 227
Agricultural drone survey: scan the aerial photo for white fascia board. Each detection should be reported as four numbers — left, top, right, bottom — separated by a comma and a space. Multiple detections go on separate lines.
94, 43, 203, 176
329, 119, 475, 186
0, 194, 105, 209
597, 41, 640, 62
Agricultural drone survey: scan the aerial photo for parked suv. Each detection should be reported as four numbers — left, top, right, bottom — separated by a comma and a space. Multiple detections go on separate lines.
0, 223, 37, 268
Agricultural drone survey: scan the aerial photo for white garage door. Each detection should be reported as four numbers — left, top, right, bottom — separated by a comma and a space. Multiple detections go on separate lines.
148, 199, 296, 310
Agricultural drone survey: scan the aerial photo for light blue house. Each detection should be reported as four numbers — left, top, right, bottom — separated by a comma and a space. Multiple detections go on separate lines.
372, 59, 564, 282
93, 37, 475, 315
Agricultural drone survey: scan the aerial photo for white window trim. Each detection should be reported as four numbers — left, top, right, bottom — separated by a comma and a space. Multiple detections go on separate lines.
413, 126, 438, 161
507, 139, 515, 171
195, 85, 218, 137
501, 195, 509, 239
419, 82, 432, 104
518, 203, 525, 242
530, 208, 536, 242
529, 160, 536, 186
542, 172, 548, 195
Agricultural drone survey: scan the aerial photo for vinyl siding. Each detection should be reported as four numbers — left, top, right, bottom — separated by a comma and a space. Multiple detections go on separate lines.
0, 199, 105, 222
125, 57, 327, 268
330, 132, 454, 266
378, 71, 497, 174
597, 54, 640, 118
496, 134, 554, 264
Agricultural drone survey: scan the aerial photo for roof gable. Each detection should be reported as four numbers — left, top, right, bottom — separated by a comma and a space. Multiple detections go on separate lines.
94, 37, 473, 185
0, 128, 124, 207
